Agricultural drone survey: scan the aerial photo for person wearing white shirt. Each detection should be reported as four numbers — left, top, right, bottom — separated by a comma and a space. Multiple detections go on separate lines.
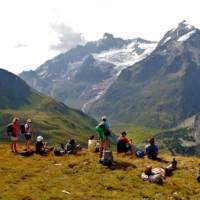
24, 118, 33, 151
88, 135, 99, 152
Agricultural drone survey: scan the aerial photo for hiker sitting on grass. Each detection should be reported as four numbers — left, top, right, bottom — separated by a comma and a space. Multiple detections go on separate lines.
35, 136, 53, 155
117, 131, 133, 154
65, 139, 82, 154
145, 138, 158, 160
88, 135, 100, 152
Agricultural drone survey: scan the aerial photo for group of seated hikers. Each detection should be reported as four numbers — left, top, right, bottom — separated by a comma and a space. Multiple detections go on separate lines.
116, 131, 158, 160
53, 139, 82, 156
6, 116, 185, 183
7, 116, 159, 159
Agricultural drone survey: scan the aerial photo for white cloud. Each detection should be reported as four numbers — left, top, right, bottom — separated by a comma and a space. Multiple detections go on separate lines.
14, 43, 28, 48
50, 23, 85, 52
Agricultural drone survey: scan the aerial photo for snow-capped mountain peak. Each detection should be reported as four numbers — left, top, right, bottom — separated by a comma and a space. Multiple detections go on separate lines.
177, 30, 196, 42
177, 20, 194, 31
159, 20, 197, 46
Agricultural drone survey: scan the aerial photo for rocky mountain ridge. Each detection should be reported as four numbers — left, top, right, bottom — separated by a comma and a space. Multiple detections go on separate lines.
20, 34, 157, 111
89, 20, 200, 127
20, 21, 200, 129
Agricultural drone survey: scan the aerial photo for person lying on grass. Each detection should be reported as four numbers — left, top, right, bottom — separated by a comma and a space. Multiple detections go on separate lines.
141, 158, 177, 183
117, 131, 133, 154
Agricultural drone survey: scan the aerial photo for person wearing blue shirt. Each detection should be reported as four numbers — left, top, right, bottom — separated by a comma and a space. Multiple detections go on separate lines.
145, 138, 158, 160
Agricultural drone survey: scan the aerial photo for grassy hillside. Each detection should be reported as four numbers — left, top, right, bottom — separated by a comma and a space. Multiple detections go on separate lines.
1, 144, 200, 200
155, 128, 200, 156
0, 92, 96, 145
0, 68, 97, 145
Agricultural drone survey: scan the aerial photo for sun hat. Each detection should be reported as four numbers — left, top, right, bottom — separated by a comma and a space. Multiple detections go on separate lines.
102, 116, 107, 121
12, 117, 19, 123
27, 118, 32, 123
37, 136, 43, 142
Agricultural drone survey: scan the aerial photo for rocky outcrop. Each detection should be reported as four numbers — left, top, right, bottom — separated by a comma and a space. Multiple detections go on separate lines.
192, 113, 200, 144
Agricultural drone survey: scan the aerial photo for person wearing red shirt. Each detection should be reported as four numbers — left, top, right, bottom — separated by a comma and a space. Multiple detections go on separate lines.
10, 117, 19, 153
117, 131, 133, 154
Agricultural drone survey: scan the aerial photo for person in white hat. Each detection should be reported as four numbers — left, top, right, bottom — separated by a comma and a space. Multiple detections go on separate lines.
35, 136, 45, 154
35, 136, 53, 155
37, 136, 43, 142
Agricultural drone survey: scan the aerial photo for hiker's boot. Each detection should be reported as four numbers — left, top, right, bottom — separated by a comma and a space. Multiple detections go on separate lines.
172, 158, 177, 169
99, 151, 103, 158
197, 168, 200, 182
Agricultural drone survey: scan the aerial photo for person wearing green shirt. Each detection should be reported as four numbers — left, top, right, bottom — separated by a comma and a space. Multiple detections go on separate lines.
96, 116, 111, 157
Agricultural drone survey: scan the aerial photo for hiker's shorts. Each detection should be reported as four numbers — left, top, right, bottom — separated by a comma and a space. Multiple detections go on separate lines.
11, 136, 18, 141
24, 133, 32, 140
98, 131, 105, 141
98, 132, 110, 141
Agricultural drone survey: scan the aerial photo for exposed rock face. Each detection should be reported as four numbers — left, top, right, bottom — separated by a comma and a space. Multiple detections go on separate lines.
89, 21, 200, 128
193, 113, 200, 144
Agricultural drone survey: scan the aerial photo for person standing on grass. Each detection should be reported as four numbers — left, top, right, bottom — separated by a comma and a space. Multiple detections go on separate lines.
9, 117, 19, 153
24, 118, 33, 151
96, 116, 111, 158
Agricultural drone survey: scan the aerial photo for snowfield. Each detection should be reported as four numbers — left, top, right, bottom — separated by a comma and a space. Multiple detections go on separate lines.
178, 30, 196, 42
93, 41, 157, 74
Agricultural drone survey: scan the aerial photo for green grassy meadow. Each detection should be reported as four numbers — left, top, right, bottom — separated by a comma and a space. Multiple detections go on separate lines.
1, 144, 200, 200
0, 92, 97, 146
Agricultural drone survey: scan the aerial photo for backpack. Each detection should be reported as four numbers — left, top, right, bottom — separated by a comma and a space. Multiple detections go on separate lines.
20, 124, 26, 134
20, 150, 34, 157
197, 168, 200, 182
135, 150, 145, 158
7, 123, 13, 135
96, 123, 111, 136
104, 129, 111, 136
99, 150, 113, 166
54, 147, 66, 156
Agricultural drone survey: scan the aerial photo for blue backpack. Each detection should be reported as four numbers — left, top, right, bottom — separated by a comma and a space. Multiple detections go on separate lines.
135, 150, 145, 158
